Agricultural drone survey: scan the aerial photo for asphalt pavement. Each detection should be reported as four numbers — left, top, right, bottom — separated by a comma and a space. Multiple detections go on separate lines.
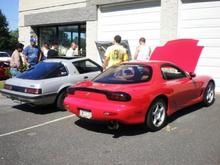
0, 95, 220, 165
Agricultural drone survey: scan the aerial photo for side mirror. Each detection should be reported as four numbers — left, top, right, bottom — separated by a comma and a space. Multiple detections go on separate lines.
189, 72, 196, 79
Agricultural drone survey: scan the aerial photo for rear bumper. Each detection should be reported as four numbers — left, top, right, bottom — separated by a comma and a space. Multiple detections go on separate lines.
64, 96, 146, 124
0, 89, 57, 105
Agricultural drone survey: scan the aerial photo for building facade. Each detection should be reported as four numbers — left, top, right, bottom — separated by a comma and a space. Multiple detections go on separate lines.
19, 0, 220, 92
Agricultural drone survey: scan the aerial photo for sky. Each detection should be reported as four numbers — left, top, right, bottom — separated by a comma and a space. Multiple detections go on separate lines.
0, 0, 18, 31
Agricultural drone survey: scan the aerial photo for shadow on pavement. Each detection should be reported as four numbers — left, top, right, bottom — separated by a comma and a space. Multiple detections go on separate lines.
74, 102, 210, 138
168, 102, 205, 123
75, 119, 149, 138
12, 103, 64, 114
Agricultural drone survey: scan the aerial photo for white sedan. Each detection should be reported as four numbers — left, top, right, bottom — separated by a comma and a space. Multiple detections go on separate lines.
0, 57, 102, 110
0, 51, 11, 62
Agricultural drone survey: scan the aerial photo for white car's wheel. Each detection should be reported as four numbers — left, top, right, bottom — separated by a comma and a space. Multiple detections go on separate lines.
56, 90, 67, 110
146, 98, 167, 131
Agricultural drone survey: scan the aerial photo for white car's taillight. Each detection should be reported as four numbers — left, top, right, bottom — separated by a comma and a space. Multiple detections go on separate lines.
4, 84, 12, 90
24, 88, 42, 94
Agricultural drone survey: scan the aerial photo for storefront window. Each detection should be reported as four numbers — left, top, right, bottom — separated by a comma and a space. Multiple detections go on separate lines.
38, 24, 86, 56
79, 24, 86, 56
39, 27, 57, 47
58, 25, 78, 56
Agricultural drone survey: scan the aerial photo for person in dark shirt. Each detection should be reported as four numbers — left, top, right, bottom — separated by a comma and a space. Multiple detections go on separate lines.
47, 42, 59, 58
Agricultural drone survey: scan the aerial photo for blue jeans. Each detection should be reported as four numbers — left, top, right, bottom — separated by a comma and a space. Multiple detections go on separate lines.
10, 68, 21, 77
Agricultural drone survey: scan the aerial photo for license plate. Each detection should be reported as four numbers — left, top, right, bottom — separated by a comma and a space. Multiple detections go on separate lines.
79, 109, 92, 119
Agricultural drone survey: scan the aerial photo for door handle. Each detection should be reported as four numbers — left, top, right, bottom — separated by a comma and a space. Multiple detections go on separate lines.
84, 76, 88, 79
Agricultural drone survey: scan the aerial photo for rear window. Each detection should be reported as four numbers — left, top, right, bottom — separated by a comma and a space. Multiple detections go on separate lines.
0, 52, 10, 57
94, 64, 152, 84
17, 62, 68, 80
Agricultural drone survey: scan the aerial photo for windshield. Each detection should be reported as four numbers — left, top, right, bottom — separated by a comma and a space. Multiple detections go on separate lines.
17, 62, 68, 80
94, 64, 152, 84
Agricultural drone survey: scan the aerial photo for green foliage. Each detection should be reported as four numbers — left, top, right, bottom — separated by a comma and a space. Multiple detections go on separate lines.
9, 29, 18, 50
0, 10, 18, 51
0, 81, 4, 89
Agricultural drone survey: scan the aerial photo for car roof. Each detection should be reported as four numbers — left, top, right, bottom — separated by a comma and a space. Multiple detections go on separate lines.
44, 56, 89, 63
0, 51, 9, 54
123, 60, 175, 66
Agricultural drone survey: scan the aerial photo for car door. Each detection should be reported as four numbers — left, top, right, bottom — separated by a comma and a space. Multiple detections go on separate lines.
72, 59, 102, 82
161, 64, 201, 109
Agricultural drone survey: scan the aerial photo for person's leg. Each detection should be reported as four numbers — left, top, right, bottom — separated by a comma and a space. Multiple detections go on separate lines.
10, 68, 18, 77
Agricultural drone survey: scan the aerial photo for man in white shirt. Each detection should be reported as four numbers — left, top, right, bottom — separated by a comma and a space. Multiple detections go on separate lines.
66, 42, 78, 57
134, 37, 151, 61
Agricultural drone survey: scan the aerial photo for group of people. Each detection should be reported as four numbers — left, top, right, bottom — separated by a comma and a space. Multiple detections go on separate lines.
10, 35, 150, 77
10, 38, 79, 77
103, 35, 151, 70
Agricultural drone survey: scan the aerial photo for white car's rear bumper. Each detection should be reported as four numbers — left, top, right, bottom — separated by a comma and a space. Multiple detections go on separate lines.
0, 89, 57, 105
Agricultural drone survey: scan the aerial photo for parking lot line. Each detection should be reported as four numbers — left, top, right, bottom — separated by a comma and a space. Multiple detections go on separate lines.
0, 114, 75, 138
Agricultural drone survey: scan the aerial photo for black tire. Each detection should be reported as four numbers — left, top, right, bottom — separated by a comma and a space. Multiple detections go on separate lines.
203, 81, 215, 106
145, 98, 167, 131
56, 89, 67, 110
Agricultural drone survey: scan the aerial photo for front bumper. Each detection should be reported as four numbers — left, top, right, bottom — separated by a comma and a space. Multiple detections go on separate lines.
0, 89, 57, 105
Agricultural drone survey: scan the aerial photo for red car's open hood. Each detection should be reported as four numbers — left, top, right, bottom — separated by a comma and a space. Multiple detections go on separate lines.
150, 39, 203, 73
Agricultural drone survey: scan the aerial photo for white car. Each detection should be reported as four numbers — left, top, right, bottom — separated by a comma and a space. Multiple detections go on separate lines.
0, 51, 11, 62
0, 57, 102, 110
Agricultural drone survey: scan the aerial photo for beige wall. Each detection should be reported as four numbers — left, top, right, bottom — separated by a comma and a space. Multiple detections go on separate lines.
19, 0, 86, 11
160, 0, 179, 44
86, 21, 101, 64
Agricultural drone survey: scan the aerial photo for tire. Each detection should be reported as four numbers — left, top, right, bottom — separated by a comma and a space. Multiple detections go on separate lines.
203, 81, 215, 106
56, 89, 67, 110
145, 98, 167, 131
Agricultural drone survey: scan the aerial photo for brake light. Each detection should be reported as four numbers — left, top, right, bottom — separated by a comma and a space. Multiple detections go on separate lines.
4, 84, 12, 90
106, 92, 131, 102
24, 88, 42, 94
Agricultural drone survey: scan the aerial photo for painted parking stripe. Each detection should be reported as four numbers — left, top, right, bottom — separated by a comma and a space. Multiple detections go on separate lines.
0, 114, 75, 138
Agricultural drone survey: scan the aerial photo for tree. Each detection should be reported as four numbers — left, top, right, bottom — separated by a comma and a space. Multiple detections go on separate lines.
0, 9, 11, 51
9, 29, 18, 50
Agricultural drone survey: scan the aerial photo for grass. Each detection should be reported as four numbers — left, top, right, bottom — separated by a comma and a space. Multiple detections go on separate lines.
0, 81, 4, 89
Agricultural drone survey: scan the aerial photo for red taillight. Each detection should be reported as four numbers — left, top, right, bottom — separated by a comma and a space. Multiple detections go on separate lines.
4, 84, 12, 90
106, 92, 131, 102
24, 88, 42, 94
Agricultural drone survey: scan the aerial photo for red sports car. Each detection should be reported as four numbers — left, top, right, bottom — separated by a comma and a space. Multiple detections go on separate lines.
0, 61, 10, 80
64, 60, 215, 131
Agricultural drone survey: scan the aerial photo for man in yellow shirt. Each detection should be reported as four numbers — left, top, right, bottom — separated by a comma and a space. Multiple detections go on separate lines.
103, 35, 128, 70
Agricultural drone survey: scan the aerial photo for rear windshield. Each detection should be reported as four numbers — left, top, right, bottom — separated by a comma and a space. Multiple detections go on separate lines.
0, 53, 9, 57
17, 62, 68, 80
94, 64, 152, 84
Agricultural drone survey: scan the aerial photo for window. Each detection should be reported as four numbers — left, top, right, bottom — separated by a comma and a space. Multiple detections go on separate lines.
38, 24, 86, 56
58, 25, 78, 56
0, 52, 10, 57
73, 60, 101, 74
17, 62, 68, 80
161, 64, 186, 80
39, 27, 57, 47
94, 64, 152, 84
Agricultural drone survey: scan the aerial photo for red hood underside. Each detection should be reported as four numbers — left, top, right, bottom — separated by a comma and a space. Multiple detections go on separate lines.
150, 39, 203, 73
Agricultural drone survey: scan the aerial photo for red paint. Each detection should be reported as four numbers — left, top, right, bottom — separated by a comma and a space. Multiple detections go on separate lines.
0, 61, 10, 80
64, 61, 212, 125
150, 39, 203, 72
